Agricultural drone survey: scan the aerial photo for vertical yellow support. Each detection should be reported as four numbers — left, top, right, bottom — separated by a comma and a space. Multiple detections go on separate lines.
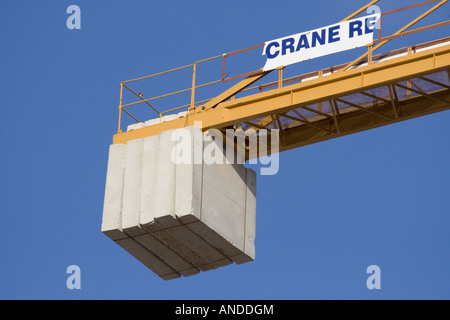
407, 80, 412, 98
367, 44, 373, 64
277, 66, 284, 88
191, 63, 197, 109
118, 83, 124, 134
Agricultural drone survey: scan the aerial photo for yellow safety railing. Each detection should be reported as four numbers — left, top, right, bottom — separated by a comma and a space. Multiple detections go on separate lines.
117, 54, 223, 132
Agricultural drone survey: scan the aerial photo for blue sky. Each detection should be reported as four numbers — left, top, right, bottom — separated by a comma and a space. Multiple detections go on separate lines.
0, 0, 449, 300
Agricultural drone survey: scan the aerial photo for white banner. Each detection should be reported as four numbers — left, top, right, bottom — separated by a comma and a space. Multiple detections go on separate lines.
262, 14, 380, 71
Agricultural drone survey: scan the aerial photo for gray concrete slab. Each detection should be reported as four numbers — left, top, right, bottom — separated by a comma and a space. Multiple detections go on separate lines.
243, 168, 257, 262
225, 168, 256, 265
153, 225, 232, 271
121, 139, 145, 237
116, 237, 180, 280
175, 126, 203, 224
101, 144, 127, 241
185, 220, 243, 259
139, 135, 159, 231
134, 233, 200, 277
154, 129, 178, 229
201, 159, 247, 252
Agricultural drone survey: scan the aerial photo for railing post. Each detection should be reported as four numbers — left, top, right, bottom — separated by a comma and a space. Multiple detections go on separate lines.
406, 47, 412, 98
118, 83, 123, 134
191, 63, 197, 109
222, 54, 227, 82
367, 44, 374, 64
407, 80, 412, 98
277, 66, 285, 88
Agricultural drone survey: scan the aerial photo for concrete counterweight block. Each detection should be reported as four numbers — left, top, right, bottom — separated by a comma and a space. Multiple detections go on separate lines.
153, 129, 179, 229
121, 139, 145, 237
174, 126, 203, 224
101, 143, 181, 280
179, 129, 257, 264
139, 135, 160, 233
101, 125, 257, 280
101, 144, 127, 241
116, 238, 180, 280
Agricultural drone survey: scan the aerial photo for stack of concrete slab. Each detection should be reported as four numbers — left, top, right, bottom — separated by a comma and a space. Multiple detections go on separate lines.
101, 126, 256, 280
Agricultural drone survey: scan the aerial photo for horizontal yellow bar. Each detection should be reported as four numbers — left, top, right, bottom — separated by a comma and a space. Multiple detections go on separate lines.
122, 64, 193, 84
122, 55, 222, 84
121, 79, 223, 109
